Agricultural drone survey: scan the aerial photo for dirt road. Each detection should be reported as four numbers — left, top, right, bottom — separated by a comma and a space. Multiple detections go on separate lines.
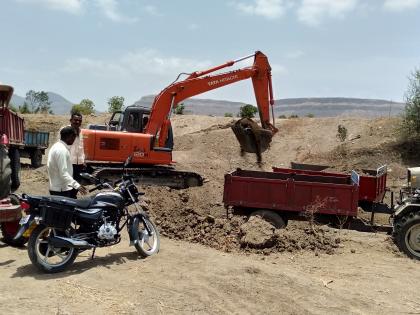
1, 231, 419, 314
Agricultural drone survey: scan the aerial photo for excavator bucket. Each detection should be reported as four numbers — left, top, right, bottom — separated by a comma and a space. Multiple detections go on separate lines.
231, 118, 273, 162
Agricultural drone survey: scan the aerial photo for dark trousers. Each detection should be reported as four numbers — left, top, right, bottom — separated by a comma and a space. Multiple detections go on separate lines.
72, 164, 85, 183
50, 189, 78, 199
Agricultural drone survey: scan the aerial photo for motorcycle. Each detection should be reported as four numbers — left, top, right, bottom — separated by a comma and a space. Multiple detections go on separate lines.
14, 156, 160, 273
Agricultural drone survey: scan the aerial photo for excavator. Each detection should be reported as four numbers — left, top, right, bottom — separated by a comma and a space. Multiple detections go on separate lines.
83, 51, 278, 188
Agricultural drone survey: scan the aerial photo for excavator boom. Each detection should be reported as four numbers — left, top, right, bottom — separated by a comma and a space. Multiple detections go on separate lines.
146, 51, 278, 141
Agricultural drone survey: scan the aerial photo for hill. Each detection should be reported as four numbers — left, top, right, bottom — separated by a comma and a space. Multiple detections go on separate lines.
134, 95, 404, 118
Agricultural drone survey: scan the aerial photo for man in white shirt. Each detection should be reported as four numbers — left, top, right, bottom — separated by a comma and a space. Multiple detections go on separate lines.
48, 126, 87, 198
68, 111, 86, 182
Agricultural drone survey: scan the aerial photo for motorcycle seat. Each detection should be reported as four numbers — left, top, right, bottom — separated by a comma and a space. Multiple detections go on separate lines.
43, 196, 93, 209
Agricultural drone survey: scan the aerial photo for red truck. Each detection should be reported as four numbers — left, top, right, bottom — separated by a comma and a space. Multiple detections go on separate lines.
0, 84, 49, 246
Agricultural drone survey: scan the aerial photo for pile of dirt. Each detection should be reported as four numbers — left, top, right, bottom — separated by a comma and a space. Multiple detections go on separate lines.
144, 186, 341, 255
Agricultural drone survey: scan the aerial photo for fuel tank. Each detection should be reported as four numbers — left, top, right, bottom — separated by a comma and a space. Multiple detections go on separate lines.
91, 191, 125, 210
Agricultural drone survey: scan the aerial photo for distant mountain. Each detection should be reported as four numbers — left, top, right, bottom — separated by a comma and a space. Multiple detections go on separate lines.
46, 92, 74, 115
134, 95, 405, 118
10, 92, 74, 115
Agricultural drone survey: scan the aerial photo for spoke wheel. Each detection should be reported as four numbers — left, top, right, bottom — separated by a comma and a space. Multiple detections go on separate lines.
28, 225, 78, 273
133, 217, 160, 257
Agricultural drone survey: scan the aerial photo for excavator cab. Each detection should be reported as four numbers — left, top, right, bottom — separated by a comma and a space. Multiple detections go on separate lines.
108, 106, 150, 133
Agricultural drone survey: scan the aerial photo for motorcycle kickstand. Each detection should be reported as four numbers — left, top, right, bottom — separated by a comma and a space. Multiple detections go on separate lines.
91, 247, 97, 260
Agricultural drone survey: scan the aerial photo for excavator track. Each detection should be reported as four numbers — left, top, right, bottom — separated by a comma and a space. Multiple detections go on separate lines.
91, 166, 204, 189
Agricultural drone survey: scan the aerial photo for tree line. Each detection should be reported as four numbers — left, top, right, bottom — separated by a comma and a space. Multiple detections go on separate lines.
10, 90, 126, 115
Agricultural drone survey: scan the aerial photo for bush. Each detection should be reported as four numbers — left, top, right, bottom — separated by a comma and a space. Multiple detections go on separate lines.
306, 113, 314, 118
336, 125, 347, 142
72, 99, 95, 115
174, 103, 185, 115
400, 69, 420, 139
239, 104, 258, 118
278, 115, 287, 119
288, 114, 299, 119
224, 112, 233, 117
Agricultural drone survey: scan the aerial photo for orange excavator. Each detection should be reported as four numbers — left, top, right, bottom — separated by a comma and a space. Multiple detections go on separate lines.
83, 51, 278, 188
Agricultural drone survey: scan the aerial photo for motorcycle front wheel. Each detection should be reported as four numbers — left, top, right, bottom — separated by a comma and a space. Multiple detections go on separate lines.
28, 224, 78, 273
133, 217, 160, 257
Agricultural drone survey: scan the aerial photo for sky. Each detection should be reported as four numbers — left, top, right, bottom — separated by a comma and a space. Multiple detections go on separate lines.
1, 0, 420, 111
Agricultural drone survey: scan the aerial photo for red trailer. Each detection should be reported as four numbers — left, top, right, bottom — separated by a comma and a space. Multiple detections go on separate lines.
272, 164, 388, 211
223, 168, 360, 227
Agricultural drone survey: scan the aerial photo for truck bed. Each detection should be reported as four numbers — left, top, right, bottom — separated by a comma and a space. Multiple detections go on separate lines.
24, 130, 49, 148
273, 164, 387, 203
223, 169, 359, 217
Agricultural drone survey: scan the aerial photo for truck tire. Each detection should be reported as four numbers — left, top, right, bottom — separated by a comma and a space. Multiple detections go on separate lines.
394, 211, 420, 260
30, 149, 43, 168
249, 210, 287, 229
0, 145, 11, 199
9, 148, 20, 190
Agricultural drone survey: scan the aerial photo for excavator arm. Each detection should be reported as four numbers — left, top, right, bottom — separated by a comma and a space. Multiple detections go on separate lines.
145, 51, 278, 151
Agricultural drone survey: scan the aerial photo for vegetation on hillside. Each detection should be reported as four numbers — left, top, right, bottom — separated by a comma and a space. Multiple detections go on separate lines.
400, 69, 420, 139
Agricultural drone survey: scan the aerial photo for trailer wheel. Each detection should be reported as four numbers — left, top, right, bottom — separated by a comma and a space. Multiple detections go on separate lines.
249, 210, 287, 229
0, 145, 11, 199
30, 149, 43, 168
9, 148, 20, 190
394, 211, 420, 260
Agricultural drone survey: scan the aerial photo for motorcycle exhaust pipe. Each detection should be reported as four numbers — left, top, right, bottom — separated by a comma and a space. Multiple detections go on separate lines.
49, 236, 94, 249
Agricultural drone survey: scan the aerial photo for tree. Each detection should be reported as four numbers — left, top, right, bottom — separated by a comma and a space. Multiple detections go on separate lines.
108, 96, 124, 113
24, 90, 51, 113
401, 69, 420, 138
239, 104, 258, 118
25, 90, 38, 113
72, 99, 95, 115
224, 112, 233, 117
35, 91, 52, 114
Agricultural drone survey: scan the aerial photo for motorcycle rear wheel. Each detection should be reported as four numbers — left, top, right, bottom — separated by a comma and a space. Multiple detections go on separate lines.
28, 225, 78, 273
134, 217, 160, 257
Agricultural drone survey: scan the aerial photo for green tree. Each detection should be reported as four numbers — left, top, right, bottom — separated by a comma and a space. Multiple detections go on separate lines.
224, 112, 233, 117
72, 98, 95, 115
25, 90, 51, 113
36, 91, 52, 114
108, 96, 124, 113
25, 90, 38, 113
401, 69, 420, 138
173, 103, 185, 115
239, 104, 258, 118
